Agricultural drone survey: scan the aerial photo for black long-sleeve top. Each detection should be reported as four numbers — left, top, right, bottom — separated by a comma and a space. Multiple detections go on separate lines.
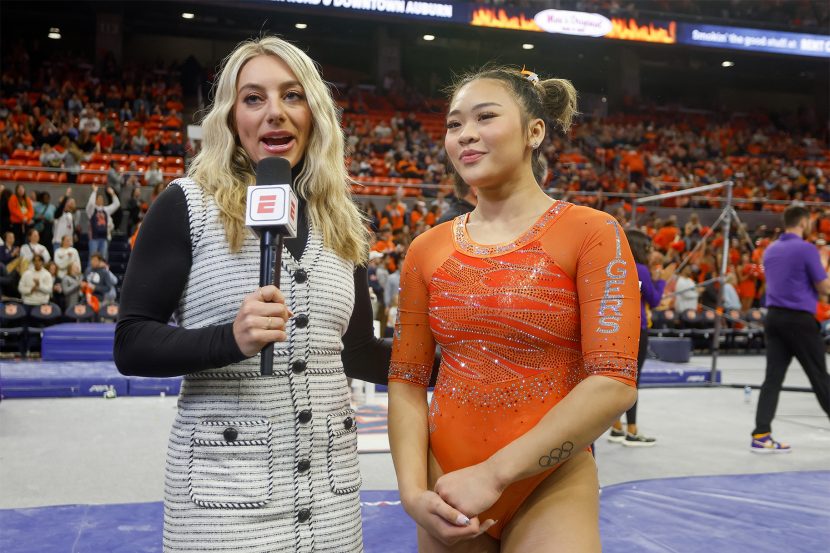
114, 183, 391, 385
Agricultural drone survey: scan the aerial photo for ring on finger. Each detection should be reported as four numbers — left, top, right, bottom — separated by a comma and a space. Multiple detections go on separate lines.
266, 316, 272, 330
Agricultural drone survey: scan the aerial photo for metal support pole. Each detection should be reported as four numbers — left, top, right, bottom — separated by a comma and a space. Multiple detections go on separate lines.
710, 181, 734, 384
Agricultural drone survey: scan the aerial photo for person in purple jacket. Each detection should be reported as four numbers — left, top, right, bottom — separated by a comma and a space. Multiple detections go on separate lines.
752, 205, 830, 453
608, 229, 676, 447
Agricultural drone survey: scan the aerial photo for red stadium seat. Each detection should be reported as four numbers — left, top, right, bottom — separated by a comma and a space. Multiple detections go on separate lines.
0, 169, 13, 181
25, 159, 42, 167
77, 173, 96, 185
90, 153, 111, 163
12, 170, 37, 182
36, 171, 59, 183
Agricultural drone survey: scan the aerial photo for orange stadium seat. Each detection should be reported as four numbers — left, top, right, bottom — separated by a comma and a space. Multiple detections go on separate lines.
90, 153, 111, 163
35, 171, 59, 183
0, 169, 13, 181
164, 157, 184, 169
12, 170, 37, 182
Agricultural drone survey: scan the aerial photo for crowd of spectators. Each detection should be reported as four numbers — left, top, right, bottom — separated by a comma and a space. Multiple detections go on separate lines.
0, 45, 187, 187
341, 103, 829, 218
2, 40, 830, 356
0, 182, 124, 326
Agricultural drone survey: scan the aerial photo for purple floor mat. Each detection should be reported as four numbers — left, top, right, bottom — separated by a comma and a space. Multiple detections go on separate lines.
1, 472, 826, 552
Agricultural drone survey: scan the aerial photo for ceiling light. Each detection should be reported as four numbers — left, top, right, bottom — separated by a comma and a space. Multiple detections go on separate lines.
522, 43, 534, 50
47, 27, 61, 40
423, 34, 435, 41
182, 12, 195, 19
295, 23, 308, 29
722, 60, 734, 67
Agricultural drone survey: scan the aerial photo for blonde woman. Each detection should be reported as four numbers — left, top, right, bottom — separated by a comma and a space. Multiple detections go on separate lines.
115, 36, 390, 552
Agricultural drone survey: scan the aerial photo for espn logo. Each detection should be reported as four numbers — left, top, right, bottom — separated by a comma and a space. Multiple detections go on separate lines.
246, 185, 298, 237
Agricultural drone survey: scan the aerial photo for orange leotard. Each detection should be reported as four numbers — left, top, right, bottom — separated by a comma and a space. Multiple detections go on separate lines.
389, 201, 640, 539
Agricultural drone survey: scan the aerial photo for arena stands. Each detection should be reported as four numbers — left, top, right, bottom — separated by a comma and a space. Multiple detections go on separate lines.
1, 11, 829, 358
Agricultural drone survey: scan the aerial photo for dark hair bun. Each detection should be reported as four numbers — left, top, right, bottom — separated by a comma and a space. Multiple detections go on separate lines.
539, 79, 578, 133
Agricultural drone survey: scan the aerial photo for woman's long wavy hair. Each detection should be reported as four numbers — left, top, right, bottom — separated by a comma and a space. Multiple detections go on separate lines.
188, 36, 369, 264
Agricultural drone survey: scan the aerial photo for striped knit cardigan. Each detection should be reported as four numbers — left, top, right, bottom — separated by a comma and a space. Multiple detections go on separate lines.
163, 179, 363, 552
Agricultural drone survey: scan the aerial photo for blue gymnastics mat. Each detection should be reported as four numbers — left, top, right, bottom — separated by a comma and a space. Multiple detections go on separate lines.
41, 323, 116, 361
1, 472, 826, 553
0, 361, 180, 399
639, 359, 721, 385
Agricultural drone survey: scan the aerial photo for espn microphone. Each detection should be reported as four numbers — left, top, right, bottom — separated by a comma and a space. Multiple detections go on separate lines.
246, 156, 298, 376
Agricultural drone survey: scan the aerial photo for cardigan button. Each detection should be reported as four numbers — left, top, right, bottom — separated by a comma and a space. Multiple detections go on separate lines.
291, 360, 307, 374
295, 314, 309, 328
298, 409, 312, 424
298, 508, 311, 523
294, 269, 308, 283
223, 427, 238, 442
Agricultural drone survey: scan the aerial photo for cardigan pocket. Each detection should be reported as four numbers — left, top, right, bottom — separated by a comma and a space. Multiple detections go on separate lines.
189, 419, 274, 509
326, 408, 361, 495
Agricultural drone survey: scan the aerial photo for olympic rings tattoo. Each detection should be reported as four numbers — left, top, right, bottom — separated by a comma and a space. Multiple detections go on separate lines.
538, 441, 574, 467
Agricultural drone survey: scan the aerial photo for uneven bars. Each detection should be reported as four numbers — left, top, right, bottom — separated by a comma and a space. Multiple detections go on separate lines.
636, 181, 730, 204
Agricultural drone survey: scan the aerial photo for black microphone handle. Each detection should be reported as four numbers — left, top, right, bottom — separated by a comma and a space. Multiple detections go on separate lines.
259, 229, 283, 376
